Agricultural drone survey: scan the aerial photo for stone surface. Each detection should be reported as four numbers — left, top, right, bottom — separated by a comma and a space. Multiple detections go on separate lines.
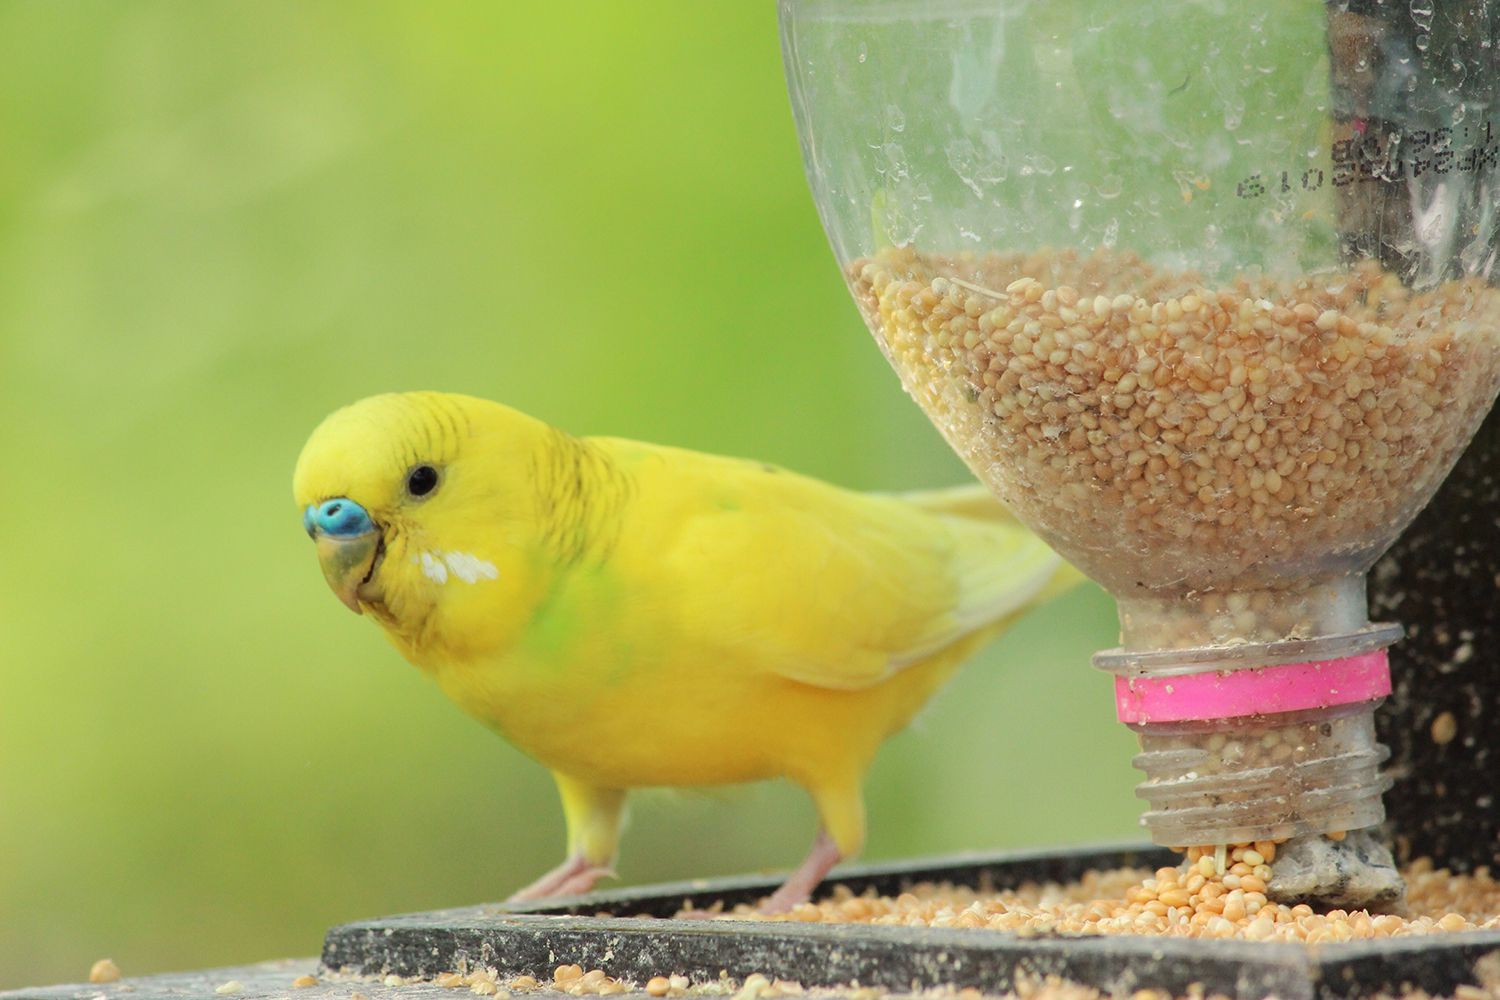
0, 960, 638, 1000
1266, 830, 1405, 911
2, 960, 325, 1000
1372, 403, 1500, 871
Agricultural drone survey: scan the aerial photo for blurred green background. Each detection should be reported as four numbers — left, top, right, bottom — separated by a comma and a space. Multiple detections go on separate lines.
0, 2, 1134, 989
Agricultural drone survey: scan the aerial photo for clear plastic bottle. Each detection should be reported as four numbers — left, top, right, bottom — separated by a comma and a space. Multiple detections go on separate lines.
779, 0, 1500, 848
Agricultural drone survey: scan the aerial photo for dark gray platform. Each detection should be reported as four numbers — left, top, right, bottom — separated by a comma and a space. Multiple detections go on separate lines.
319, 844, 1500, 1000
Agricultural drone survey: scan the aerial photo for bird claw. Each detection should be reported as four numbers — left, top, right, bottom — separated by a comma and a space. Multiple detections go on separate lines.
509, 856, 615, 903
551, 865, 615, 898
756, 829, 843, 914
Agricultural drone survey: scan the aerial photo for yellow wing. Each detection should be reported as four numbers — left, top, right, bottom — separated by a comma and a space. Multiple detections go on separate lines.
609, 443, 1069, 692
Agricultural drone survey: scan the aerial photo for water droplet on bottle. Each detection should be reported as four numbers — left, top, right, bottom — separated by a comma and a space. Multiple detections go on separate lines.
878, 141, 909, 182
857, 43, 867, 64
885, 105, 906, 133
882, 201, 921, 248
1415, 34, 1431, 52
1096, 175, 1124, 199
945, 138, 1009, 197
1020, 153, 1057, 177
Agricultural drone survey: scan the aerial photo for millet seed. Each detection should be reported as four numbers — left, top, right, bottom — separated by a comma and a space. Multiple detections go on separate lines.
850, 248, 1500, 644
702, 846, 1496, 944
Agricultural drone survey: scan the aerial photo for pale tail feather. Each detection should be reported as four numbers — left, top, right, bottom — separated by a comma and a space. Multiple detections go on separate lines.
891, 481, 1088, 605
886, 495, 1087, 672
885, 482, 1017, 523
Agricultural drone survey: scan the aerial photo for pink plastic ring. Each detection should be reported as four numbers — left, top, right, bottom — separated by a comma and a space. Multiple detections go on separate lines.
1113, 650, 1392, 724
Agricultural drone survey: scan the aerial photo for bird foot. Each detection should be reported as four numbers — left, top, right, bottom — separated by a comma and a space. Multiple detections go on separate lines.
758, 829, 843, 914
509, 854, 616, 903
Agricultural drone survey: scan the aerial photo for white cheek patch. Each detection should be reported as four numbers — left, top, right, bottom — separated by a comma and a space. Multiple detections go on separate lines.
418, 551, 448, 584
443, 551, 500, 584
411, 550, 498, 586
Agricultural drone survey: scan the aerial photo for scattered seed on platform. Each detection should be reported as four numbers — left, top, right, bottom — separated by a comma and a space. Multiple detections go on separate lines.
735, 973, 773, 1000
462, 969, 500, 996
88, 960, 121, 985
291, 975, 319, 989
414, 964, 1500, 1000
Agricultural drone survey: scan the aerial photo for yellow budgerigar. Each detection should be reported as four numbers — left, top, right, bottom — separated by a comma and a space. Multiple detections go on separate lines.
293, 392, 1079, 910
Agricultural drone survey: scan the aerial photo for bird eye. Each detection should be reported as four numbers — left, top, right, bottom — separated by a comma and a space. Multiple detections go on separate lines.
406, 464, 440, 498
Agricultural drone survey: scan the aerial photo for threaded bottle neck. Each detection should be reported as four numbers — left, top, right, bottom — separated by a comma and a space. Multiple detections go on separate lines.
1129, 703, 1391, 848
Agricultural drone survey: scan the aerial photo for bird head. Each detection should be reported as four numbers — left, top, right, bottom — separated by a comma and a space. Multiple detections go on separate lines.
293, 392, 551, 654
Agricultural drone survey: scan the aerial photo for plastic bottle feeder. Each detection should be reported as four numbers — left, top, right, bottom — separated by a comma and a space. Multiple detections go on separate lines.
778, 0, 1500, 872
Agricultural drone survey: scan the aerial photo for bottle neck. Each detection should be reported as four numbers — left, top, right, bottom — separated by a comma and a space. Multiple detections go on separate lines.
1112, 575, 1373, 653
1095, 573, 1402, 726
1130, 702, 1392, 847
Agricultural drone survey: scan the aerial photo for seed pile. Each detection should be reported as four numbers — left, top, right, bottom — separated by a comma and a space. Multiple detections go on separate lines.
850, 247, 1500, 641
415, 965, 817, 1000
718, 846, 1500, 943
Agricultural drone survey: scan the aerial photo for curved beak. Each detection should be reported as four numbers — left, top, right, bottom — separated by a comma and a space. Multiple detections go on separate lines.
304, 499, 382, 614
314, 531, 380, 614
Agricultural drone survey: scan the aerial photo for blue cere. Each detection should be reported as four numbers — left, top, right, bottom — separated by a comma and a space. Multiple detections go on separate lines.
306, 498, 374, 538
